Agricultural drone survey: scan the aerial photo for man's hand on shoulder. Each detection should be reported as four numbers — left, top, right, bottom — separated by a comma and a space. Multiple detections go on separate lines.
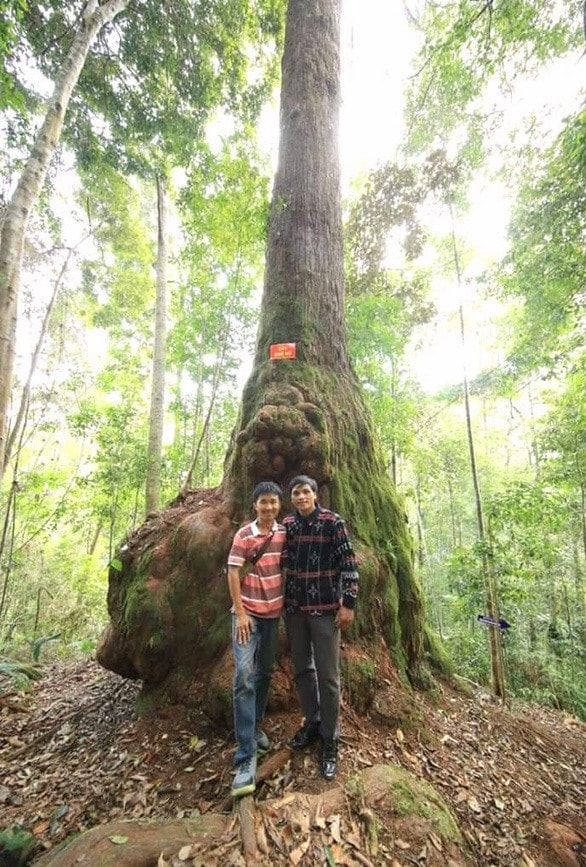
335, 606, 354, 629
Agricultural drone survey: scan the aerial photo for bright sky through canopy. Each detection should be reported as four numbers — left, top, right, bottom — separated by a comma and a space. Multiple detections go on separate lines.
340, 0, 418, 183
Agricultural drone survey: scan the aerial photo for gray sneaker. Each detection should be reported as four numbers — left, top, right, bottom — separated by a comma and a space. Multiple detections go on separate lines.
255, 729, 270, 754
231, 754, 257, 798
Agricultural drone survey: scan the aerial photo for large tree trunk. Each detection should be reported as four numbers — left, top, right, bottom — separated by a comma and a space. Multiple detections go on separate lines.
0, 0, 130, 483
97, 0, 427, 707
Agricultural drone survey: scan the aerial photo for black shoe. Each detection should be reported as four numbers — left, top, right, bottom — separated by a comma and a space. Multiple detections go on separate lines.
321, 739, 338, 780
289, 720, 320, 750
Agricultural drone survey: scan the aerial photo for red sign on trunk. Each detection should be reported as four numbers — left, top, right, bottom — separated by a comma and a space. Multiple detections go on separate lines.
269, 343, 297, 360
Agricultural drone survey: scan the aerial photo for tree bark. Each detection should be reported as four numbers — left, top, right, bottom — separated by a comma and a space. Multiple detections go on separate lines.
145, 171, 169, 514
97, 0, 427, 701
0, 0, 130, 483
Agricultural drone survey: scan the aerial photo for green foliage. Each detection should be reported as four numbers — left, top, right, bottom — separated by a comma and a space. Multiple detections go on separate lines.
13, 0, 285, 173
0, 658, 43, 691
26, 633, 61, 662
498, 111, 586, 374
0, 1, 27, 111
405, 0, 581, 155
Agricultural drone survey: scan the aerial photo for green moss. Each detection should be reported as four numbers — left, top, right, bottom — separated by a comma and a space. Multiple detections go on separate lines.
135, 669, 192, 716
341, 656, 376, 714
147, 629, 167, 651
0, 826, 36, 866
380, 765, 461, 843
424, 625, 454, 677
122, 574, 166, 634
344, 773, 366, 800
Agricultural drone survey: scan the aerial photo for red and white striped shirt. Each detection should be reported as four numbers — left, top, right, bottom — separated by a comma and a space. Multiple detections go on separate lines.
228, 520, 285, 618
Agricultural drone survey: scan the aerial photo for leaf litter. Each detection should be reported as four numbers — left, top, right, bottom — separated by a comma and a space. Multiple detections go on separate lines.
0, 657, 585, 865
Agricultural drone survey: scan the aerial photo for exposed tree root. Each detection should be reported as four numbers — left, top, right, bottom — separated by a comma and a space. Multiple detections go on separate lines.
34, 816, 227, 867
237, 795, 257, 865
217, 746, 292, 813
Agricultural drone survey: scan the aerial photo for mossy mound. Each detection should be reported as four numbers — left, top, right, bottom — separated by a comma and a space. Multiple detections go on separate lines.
0, 825, 36, 867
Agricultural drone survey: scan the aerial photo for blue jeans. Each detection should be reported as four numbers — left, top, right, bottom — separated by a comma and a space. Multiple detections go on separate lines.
232, 613, 279, 764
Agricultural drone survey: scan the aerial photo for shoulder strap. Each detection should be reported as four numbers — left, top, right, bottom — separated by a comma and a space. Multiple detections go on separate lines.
248, 530, 275, 565
239, 531, 274, 580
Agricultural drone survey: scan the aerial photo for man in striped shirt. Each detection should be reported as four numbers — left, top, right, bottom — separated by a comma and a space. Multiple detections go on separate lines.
283, 475, 359, 781
227, 481, 285, 798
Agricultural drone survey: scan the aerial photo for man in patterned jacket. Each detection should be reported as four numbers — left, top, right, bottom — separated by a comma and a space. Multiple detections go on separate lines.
283, 475, 359, 780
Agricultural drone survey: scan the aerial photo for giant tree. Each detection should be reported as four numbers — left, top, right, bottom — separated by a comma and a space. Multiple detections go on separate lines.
97, 0, 429, 704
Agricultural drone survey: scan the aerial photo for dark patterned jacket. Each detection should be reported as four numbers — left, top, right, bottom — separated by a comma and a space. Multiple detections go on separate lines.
283, 505, 359, 615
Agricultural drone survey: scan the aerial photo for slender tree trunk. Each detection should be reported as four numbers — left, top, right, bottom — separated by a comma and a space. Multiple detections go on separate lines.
414, 482, 425, 568
573, 539, 586, 645
145, 171, 169, 515
88, 519, 103, 556
450, 206, 505, 700
447, 477, 458, 548
0, 481, 17, 622
0, 0, 130, 483
527, 382, 541, 480
4, 248, 72, 471
580, 479, 586, 561
389, 357, 397, 486
181, 263, 242, 494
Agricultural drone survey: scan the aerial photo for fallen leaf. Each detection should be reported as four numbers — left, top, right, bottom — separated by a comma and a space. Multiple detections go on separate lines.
346, 832, 362, 849
289, 839, 309, 864
467, 796, 482, 813
428, 831, 443, 851
108, 835, 128, 844
177, 844, 194, 860
329, 813, 342, 843
256, 822, 269, 855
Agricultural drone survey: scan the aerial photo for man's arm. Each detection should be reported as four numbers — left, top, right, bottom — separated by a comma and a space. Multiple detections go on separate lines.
227, 565, 253, 644
332, 518, 359, 628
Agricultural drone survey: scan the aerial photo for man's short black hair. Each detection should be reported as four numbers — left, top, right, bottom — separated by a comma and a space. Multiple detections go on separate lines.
252, 481, 283, 502
288, 475, 318, 493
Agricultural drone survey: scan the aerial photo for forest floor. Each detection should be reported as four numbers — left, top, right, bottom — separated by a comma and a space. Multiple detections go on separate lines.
0, 656, 585, 867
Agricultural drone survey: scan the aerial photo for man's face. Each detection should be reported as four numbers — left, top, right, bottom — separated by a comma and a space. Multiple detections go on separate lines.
290, 483, 318, 516
253, 493, 281, 525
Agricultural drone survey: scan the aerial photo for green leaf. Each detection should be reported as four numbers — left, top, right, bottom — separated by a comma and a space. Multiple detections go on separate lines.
324, 845, 336, 866
108, 835, 128, 845
109, 558, 123, 572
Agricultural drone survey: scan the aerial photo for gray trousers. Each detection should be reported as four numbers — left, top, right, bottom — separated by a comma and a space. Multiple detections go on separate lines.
285, 611, 340, 742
